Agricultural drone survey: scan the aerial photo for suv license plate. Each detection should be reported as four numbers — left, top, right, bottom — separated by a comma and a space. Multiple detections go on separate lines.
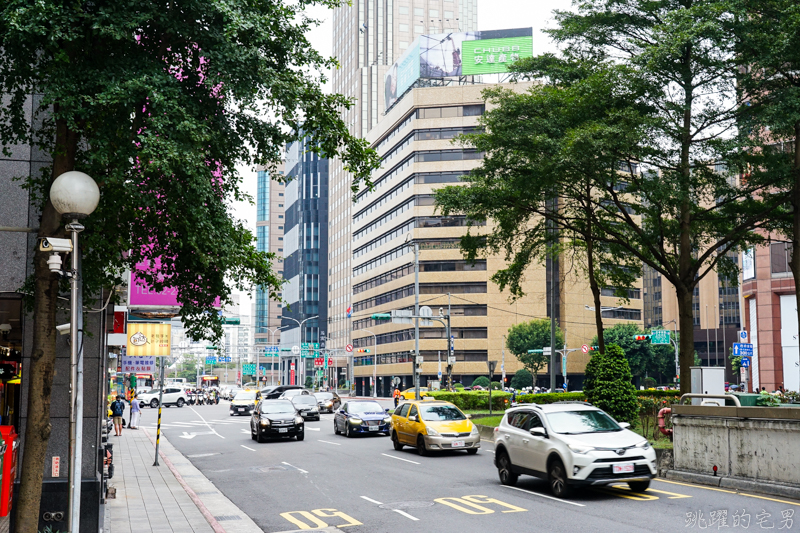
369, 426, 379, 432
613, 463, 635, 474
238, 408, 245, 412
451, 440, 465, 448
278, 428, 288, 433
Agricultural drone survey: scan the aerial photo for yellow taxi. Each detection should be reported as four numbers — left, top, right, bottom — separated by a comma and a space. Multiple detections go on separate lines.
229, 389, 260, 416
390, 399, 480, 456
399, 387, 430, 400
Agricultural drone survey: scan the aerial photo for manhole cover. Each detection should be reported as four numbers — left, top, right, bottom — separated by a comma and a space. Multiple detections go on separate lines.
379, 501, 435, 511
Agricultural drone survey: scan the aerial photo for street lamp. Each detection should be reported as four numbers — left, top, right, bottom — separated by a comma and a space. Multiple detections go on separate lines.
360, 329, 378, 397
50, 170, 100, 533
278, 315, 318, 386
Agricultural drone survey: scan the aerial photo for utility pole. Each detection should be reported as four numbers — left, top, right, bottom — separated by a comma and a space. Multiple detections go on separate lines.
414, 241, 420, 401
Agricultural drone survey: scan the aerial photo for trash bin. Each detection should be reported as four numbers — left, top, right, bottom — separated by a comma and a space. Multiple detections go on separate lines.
729, 392, 761, 407
0, 426, 18, 517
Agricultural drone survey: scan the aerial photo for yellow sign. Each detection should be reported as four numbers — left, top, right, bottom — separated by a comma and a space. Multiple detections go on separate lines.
126, 323, 171, 356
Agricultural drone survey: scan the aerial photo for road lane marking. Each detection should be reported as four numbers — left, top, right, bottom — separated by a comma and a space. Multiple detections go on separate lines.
318, 440, 341, 446
393, 509, 420, 521
609, 484, 691, 500
462, 495, 526, 513
360, 496, 383, 505
434, 497, 493, 514
306, 427, 321, 431
282, 461, 309, 474
381, 453, 420, 465
655, 479, 800, 507
187, 453, 220, 458
241, 445, 256, 451
189, 407, 225, 439
500, 485, 586, 507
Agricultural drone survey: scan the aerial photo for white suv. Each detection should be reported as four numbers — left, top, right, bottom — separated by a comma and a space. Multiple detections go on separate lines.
138, 388, 188, 409
493, 402, 656, 498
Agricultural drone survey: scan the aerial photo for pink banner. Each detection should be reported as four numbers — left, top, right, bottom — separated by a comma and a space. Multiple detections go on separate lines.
129, 258, 220, 307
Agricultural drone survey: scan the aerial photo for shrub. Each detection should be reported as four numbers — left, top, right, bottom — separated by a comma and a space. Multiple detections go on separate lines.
427, 390, 511, 410
471, 376, 491, 388
583, 343, 639, 424
510, 368, 533, 389
491, 381, 502, 390
643, 377, 657, 389
515, 392, 586, 404
454, 383, 465, 390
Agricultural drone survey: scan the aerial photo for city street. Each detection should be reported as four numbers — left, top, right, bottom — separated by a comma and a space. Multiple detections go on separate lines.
129, 400, 800, 532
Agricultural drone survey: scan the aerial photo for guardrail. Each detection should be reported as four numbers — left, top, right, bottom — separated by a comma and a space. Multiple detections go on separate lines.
679, 393, 741, 407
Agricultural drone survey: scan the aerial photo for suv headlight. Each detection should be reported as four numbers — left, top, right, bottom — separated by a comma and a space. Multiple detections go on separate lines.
349, 417, 362, 425
294, 416, 304, 425
426, 426, 440, 436
260, 418, 271, 426
635, 440, 651, 450
568, 443, 596, 454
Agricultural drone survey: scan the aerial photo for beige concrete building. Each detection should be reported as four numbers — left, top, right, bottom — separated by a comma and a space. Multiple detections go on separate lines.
326, 0, 479, 358
349, 84, 644, 395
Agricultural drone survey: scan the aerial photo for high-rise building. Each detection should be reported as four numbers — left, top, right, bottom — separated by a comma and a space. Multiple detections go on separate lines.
326, 0, 478, 358
279, 137, 329, 386
254, 164, 285, 354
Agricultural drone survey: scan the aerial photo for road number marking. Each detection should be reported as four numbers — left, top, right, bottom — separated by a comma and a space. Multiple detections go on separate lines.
280, 509, 362, 530
462, 495, 526, 513
434, 495, 526, 515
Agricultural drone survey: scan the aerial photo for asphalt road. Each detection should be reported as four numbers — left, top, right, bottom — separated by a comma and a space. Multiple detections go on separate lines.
131, 400, 800, 533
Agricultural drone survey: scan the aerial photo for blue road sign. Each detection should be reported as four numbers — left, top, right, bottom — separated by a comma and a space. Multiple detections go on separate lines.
733, 343, 753, 357
741, 357, 751, 368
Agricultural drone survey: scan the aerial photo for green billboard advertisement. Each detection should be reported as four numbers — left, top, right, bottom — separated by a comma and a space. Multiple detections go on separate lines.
462, 36, 534, 75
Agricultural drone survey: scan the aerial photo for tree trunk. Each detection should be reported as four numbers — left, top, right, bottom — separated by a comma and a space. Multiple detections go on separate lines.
677, 285, 695, 395
15, 116, 77, 533
790, 122, 800, 395
586, 238, 605, 354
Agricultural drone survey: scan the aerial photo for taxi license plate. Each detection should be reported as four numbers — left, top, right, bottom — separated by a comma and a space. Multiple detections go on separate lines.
613, 463, 635, 474
238, 408, 245, 412
451, 440, 465, 448
369, 426, 379, 432
278, 428, 288, 433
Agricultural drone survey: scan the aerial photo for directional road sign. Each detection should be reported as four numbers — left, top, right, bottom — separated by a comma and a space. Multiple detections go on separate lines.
733, 343, 754, 357
650, 330, 671, 345
741, 357, 751, 368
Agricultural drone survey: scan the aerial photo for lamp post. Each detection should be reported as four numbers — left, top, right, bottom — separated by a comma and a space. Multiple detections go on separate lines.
49, 171, 100, 533
278, 315, 318, 386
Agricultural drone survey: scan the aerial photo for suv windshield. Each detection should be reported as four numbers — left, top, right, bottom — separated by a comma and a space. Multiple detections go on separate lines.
349, 402, 384, 415
420, 405, 466, 421
292, 396, 317, 406
547, 410, 621, 434
260, 402, 295, 414
234, 391, 257, 401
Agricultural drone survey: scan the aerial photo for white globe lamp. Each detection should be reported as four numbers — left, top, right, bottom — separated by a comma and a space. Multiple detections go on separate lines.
49, 171, 100, 218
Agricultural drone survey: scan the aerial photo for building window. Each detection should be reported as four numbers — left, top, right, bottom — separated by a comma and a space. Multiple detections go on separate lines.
414, 7, 423, 15
770, 242, 792, 277
278, 215, 283, 219
444, 10, 454, 18
399, 41, 409, 49
600, 308, 642, 321
399, 6, 409, 14
278, 226, 283, 229
429, 9, 439, 16
279, 193, 284, 196
414, 25, 424, 33
399, 23, 409, 32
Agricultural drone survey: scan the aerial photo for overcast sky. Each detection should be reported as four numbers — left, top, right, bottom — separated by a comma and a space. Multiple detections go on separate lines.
231, 0, 573, 314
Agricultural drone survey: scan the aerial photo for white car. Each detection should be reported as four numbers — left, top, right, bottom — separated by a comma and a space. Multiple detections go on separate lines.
493, 402, 656, 498
138, 387, 188, 409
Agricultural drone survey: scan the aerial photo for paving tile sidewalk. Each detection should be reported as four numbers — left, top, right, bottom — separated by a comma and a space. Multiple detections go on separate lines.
105, 428, 262, 533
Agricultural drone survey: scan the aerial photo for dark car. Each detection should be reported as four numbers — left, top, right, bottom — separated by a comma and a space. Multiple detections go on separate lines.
279, 389, 312, 399
314, 391, 341, 413
291, 394, 320, 421
334, 400, 391, 437
262, 385, 305, 400
250, 400, 305, 443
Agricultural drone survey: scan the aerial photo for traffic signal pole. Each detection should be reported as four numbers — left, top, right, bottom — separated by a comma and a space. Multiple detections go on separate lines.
414, 242, 420, 401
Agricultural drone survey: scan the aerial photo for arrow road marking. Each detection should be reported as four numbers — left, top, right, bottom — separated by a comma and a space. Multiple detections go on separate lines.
179, 432, 196, 439
190, 407, 225, 439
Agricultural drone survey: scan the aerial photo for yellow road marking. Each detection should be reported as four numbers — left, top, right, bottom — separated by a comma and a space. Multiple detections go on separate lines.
462, 495, 527, 513
312, 508, 362, 528
280, 511, 327, 530
435, 497, 494, 514
594, 487, 659, 501
609, 484, 691, 499
655, 479, 800, 507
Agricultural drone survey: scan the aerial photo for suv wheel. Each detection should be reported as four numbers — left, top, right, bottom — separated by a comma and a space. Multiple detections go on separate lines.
548, 458, 572, 498
176, 398, 185, 408
150, 399, 159, 409
628, 480, 650, 493
497, 451, 518, 486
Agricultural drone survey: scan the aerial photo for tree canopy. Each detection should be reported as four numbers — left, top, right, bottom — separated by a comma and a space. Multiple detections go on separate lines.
592, 324, 676, 384
505, 319, 565, 383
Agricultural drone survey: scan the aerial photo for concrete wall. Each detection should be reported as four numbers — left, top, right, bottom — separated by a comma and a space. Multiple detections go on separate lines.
672, 406, 800, 487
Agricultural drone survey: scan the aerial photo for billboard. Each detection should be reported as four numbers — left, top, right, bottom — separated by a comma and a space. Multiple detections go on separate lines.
384, 27, 533, 111
127, 323, 172, 356
120, 356, 156, 373
129, 257, 221, 307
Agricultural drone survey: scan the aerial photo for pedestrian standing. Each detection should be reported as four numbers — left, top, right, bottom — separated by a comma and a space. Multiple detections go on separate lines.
129, 394, 141, 429
110, 395, 126, 436
393, 387, 400, 408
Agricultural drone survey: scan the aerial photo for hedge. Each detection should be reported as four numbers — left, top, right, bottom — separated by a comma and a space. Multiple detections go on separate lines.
427, 390, 511, 410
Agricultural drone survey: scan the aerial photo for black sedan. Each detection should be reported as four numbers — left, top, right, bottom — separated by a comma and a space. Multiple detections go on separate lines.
334, 400, 391, 437
250, 400, 305, 443
291, 395, 320, 421
314, 391, 341, 413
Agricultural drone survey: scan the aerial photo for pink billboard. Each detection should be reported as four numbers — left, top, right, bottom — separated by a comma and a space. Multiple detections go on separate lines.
129, 258, 221, 307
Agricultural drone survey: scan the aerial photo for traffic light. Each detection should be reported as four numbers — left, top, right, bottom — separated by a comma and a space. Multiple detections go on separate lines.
633, 335, 651, 341
357, 348, 371, 353
589, 346, 600, 351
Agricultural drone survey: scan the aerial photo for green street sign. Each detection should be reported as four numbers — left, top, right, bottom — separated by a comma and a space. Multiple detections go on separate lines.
650, 330, 671, 345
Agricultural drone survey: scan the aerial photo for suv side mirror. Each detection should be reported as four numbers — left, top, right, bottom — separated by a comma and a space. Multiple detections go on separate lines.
618, 422, 631, 429
530, 427, 547, 438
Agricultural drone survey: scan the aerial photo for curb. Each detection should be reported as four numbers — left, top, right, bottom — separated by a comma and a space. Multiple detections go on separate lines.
665, 470, 800, 500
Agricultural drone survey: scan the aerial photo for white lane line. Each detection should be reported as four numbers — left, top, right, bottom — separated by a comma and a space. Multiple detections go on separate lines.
501, 485, 586, 507
360, 496, 383, 505
190, 407, 225, 439
281, 461, 309, 474
306, 427, 321, 431
393, 509, 420, 521
381, 453, 420, 465
241, 445, 256, 451
318, 440, 341, 446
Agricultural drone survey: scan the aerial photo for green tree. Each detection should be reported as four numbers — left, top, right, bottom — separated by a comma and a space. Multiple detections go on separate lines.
505, 319, 565, 385
471, 376, 491, 388
591, 324, 676, 383
0, 1, 380, 528
510, 368, 533, 390
436, 1, 783, 395
583, 344, 639, 424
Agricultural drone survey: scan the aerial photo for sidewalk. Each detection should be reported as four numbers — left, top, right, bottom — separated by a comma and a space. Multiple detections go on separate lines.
105, 428, 262, 533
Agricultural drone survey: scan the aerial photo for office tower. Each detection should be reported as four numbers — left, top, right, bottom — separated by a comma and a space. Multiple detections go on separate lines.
279, 137, 329, 386
326, 0, 478, 356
